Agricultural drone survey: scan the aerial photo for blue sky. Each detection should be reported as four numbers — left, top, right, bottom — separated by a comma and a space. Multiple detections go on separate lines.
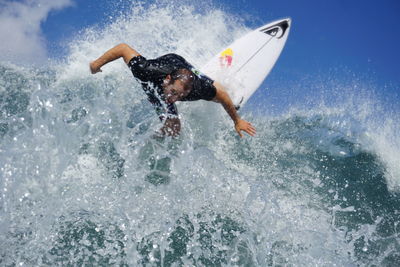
42, 0, 400, 84
1, 0, 399, 113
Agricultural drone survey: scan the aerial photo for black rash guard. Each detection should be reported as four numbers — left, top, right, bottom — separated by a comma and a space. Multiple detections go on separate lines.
127, 53, 216, 120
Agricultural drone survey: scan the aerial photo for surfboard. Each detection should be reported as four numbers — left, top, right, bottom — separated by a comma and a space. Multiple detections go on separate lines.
200, 18, 291, 110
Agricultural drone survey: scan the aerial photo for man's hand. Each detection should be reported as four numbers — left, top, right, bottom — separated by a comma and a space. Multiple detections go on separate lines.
235, 119, 256, 138
90, 61, 102, 74
212, 82, 256, 138
160, 118, 181, 137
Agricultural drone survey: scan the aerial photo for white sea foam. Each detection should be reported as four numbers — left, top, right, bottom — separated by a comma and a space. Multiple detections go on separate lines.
0, 1, 399, 266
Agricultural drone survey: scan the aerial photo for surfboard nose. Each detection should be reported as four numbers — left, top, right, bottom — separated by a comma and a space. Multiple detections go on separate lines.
260, 18, 291, 39
285, 18, 292, 31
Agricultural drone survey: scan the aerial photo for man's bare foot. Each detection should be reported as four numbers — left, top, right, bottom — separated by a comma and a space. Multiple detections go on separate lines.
90, 61, 102, 74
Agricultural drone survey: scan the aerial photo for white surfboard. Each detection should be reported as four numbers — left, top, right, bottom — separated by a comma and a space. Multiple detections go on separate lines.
201, 18, 291, 109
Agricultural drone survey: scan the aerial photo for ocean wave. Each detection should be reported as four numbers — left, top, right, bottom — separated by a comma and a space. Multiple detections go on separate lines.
1, 1, 399, 266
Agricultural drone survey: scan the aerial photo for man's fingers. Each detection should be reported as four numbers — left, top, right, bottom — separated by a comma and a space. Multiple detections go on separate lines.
235, 120, 256, 138
239, 126, 255, 137
89, 62, 96, 74
237, 129, 243, 138
246, 123, 256, 136
90, 62, 102, 74
247, 124, 256, 131
245, 128, 255, 136
249, 126, 256, 135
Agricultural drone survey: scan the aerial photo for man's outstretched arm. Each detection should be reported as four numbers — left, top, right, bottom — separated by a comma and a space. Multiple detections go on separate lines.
212, 81, 256, 138
90, 43, 140, 74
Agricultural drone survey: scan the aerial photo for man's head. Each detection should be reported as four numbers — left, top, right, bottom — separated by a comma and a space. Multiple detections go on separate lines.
162, 68, 194, 104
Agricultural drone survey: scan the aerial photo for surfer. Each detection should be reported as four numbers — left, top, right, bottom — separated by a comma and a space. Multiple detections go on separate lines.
90, 43, 256, 137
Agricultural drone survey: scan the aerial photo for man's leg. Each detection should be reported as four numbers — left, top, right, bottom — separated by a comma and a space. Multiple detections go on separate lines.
90, 43, 140, 74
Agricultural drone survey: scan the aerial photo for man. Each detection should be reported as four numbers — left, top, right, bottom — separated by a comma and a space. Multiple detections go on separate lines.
90, 43, 256, 137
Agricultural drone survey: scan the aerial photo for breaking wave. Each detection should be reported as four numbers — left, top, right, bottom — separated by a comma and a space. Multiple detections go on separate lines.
1, 2, 399, 266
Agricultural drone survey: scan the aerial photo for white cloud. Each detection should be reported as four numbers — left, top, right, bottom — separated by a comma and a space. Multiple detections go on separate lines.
0, 0, 73, 65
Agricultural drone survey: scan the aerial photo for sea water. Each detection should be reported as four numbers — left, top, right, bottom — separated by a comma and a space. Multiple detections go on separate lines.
1, 2, 399, 266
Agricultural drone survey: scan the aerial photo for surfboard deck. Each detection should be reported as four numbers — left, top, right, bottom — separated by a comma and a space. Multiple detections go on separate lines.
201, 18, 291, 109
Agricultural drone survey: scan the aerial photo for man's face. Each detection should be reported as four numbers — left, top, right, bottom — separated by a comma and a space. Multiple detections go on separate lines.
163, 77, 190, 104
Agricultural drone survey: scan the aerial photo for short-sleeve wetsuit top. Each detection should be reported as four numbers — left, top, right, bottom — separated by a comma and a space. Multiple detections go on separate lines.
127, 53, 216, 120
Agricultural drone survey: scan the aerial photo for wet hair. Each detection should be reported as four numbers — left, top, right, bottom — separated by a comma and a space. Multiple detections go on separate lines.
169, 68, 194, 92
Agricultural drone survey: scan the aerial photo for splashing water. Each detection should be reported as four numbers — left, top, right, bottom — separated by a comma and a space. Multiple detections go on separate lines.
1, 2, 399, 266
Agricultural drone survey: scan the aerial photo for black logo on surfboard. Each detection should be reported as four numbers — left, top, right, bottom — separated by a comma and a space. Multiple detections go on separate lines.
261, 20, 290, 39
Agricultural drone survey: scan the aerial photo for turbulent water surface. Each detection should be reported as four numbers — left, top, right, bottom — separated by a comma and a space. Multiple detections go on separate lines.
1, 2, 400, 266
